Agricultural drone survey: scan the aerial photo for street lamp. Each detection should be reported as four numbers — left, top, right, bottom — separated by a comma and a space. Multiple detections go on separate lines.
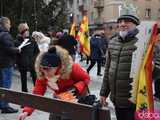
69, 13, 74, 23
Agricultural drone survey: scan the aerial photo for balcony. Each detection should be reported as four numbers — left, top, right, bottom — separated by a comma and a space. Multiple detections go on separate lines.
78, 4, 88, 13
94, 0, 104, 9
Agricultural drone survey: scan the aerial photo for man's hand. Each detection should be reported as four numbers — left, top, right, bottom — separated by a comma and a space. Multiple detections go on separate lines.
17, 112, 28, 120
99, 96, 108, 106
17, 47, 21, 53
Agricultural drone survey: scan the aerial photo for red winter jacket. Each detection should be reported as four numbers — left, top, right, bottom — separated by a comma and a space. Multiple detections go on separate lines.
23, 63, 90, 115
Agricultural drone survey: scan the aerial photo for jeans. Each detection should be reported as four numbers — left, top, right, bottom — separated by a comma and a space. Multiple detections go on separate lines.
0, 67, 13, 108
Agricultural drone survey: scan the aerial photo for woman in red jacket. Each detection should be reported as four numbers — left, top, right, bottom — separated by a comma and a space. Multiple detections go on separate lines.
17, 45, 90, 120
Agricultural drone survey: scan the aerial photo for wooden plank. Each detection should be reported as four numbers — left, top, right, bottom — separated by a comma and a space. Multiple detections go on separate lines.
0, 88, 111, 120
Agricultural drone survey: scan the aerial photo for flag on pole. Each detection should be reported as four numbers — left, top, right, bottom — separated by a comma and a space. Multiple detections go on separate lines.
132, 23, 158, 113
70, 21, 76, 37
76, 16, 90, 56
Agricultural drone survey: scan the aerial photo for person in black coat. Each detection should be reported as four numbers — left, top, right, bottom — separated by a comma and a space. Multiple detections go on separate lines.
58, 34, 77, 61
0, 17, 19, 113
15, 23, 39, 92
87, 34, 104, 76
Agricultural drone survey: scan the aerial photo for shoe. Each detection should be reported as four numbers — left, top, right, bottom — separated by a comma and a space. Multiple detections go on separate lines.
97, 73, 103, 76
1, 106, 18, 113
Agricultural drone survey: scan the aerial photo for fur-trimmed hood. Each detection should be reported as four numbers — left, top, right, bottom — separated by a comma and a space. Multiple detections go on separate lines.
35, 45, 73, 80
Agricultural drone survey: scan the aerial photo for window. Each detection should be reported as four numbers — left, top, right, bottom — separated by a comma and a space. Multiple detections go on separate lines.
145, 8, 151, 19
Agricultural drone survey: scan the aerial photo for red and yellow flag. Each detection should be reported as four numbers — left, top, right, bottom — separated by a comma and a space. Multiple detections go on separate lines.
76, 16, 90, 56
136, 23, 158, 112
70, 21, 76, 37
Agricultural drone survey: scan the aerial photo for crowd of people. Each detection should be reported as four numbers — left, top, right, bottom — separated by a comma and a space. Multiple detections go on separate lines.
0, 12, 160, 120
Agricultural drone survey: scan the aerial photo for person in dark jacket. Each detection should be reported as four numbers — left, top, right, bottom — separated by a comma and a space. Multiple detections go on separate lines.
87, 33, 104, 76
58, 34, 77, 61
99, 14, 140, 120
152, 33, 160, 100
101, 33, 108, 66
15, 23, 39, 92
0, 17, 19, 113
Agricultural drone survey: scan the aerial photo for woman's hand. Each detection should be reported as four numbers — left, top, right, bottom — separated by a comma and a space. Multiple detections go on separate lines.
47, 80, 59, 91
17, 112, 28, 120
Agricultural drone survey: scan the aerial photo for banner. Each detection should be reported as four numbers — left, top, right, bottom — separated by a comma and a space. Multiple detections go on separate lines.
76, 16, 90, 56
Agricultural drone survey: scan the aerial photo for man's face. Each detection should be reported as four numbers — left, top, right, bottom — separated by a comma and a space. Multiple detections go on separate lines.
5, 20, 11, 31
118, 19, 136, 32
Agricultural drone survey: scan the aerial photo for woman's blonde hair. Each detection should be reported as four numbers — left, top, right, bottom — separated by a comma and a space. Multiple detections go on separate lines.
18, 23, 29, 33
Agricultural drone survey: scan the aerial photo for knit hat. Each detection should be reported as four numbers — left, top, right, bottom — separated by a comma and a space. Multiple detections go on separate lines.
117, 15, 140, 25
40, 47, 61, 68
118, 2, 140, 26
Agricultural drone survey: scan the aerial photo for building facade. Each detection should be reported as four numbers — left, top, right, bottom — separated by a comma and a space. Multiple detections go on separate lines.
67, 0, 160, 24
129, 0, 160, 21
66, 0, 95, 24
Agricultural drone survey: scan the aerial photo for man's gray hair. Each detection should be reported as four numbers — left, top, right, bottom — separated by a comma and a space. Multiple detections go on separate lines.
0, 17, 10, 26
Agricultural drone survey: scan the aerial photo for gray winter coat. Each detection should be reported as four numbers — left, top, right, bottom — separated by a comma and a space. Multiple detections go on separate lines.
100, 28, 139, 107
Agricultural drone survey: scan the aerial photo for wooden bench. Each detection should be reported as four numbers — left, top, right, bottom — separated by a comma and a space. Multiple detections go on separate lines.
0, 88, 111, 120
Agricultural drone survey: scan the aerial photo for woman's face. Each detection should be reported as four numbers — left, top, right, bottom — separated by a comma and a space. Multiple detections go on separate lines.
42, 67, 58, 78
22, 30, 29, 38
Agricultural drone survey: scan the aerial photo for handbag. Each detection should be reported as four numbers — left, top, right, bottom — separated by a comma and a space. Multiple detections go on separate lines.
77, 86, 97, 105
